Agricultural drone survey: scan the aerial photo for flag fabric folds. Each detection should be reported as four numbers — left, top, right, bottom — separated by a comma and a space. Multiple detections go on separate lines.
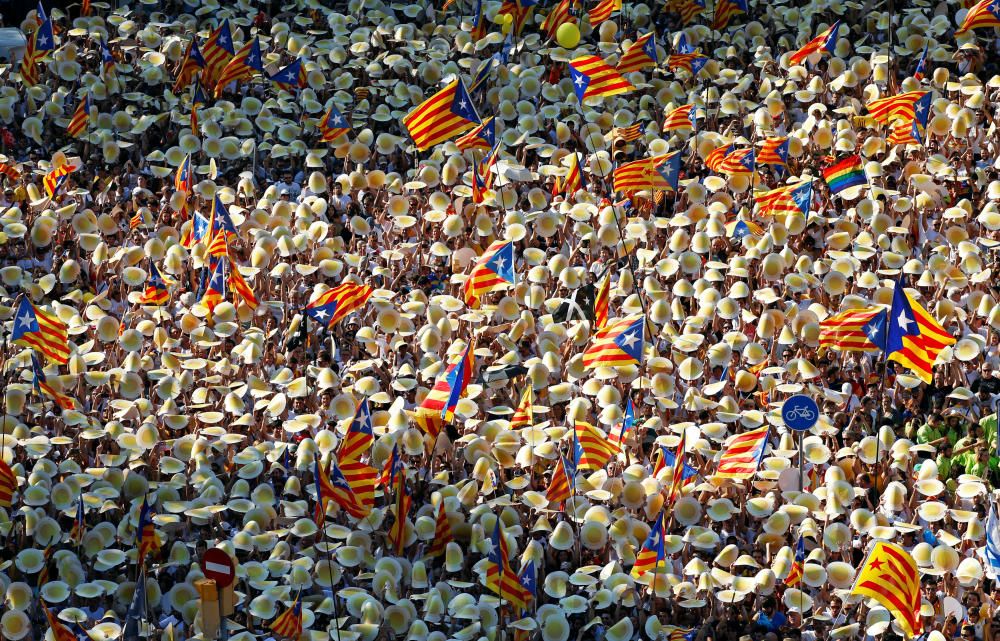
227, 263, 259, 310
582, 315, 644, 369
545, 455, 576, 503
43, 603, 77, 641
716, 426, 769, 479
340, 398, 374, 462
788, 21, 840, 65
594, 272, 610, 329
43, 163, 77, 198
666, 429, 687, 503
609, 397, 634, 447
569, 55, 633, 102
662, 104, 695, 131
756, 181, 812, 216
884, 279, 956, 383
957, 0, 1000, 33
822, 155, 867, 195
982, 505, 1000, 580
913, 42, 929, 80
403, 79, 481, 151
573, 421, 618, 471
617, 32, 658, 74
711, 0, 746, 30
757, 137, 790, 166
173, 39, 206, 92
388, 472, 411, 555
866, 91, 929, 126
214, 37, 263, 96
464, 240, 515, 307
587, 0, 621, 25
851, 541, 922, 638
270, 58, 305, 90
631, 514, 666, 578
13, 297, 70, 364
137, 496, 161, 564
305, 283, 374, 327
32, 354, 75, 410
652, 444, 698, 481
319, 103, 351, 142
442, 339, 475, 419
669, 0, 704, 24
665, 52, 708, 74
613, 152, 681, 193
139, 263, 170, 306
425, 501, 452, 558
201, 19, 234, 87
200, 260, 227, 312
819, 307, 886, 352
270, 598, 304, 640
456, 116, 496, 151
380, 444, 403, 489
485, 519, 534, 608
509, 385, 534, 429
66, 95, 90, 138
715, 147, 755, 175
785, 535, 805, 585
0, 459, 16, 508
888, 119, 924, 146
541, 0, 574, 39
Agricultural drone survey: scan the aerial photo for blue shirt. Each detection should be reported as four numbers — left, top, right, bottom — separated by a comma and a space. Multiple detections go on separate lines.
756, 611, 787, 632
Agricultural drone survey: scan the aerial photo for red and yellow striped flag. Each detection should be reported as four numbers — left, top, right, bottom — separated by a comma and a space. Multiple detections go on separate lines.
715, 426, 768, 479
587, 0, 621, 25
573, 421, 618, 471
509, 386, 534, 429
568, 55, 633, 101
424, 501, 452, 558
851, 541, 921, 637
402, 79, 481, 151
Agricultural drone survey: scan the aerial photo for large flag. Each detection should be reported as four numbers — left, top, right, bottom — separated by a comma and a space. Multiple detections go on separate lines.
757, 137, 790, 167
305, 283, 374, 327
456, 115, 496, 151
173, 39, 206, 92
425, 501, 453, 558
785, 535, 805, 585
388, 471, 411, 556
822, 155, 867, 196
588, 0, 621, 24
716, 426, 768, 479
402, 79, 481, 151
201, 19, 234, 87
269, 598, 303, 640
582, 315, 644, 369
13, 298, 70, 364
662, 104, 695, 132
851, 541, 921, 637
884, 279, 956, 383
139, 263, 170, 306
31, 354, 75, 410
340, 462, 376, 513
214, 37, 263, 96
756, 181, 812, 216
464, 240, 515, 307
541, 0, 574, 39
319, 103, 351, 142
545, 455, 576, 503
788, 21, 840, 65
888, 119, 924, 146
509, 386, 534, 429
0, 459, 16, 508
819, 307, 886, 353
715, 148, 755, 175
613, 152, 681, 193
569, 55, 633, 101
136, 495, 161, 564
615, 31, 660, 74
711, 0, 746, 29
866, 91, 929, 126
982, 505, 1000, 579
66, 95, 90, 138
573, 421, 618, 471
631, 513, 666, 578
485, 519, 534, 609
339, 398, 374, 462
957, 0, 1000, 33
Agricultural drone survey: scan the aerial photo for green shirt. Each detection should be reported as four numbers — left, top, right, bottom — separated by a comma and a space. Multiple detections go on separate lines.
981, 413, 997, 451
965, 459, 989, 479
916, 424, 943, 445
936, 454, 953, 480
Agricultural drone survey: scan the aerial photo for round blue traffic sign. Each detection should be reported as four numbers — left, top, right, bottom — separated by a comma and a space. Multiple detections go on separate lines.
782, 394, 819, 431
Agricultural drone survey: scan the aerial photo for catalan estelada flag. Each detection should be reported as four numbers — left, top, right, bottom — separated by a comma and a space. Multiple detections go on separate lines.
201, 19, 234, 87
425, 501, 452, 558
545, 455, 576, 503
388, 472, 411, 556
885, 278, 955, 383
822, 155, 867, 196
888, 119, 924, 146
866, 91, 928, 126
582, 315, 644, 369
594, 271, 610, 329
608, 396, 634, 447
341, 460, 376, 513
666, 429, 687, 504
227, 263, 258, 310
319, 103, 351, 142
314, 458, 337, 525
43, 163, 77, 198
380, 444, 403, 489
136, 495, 161, 564
305, 283, 374, 327
470, 0, 488, 40
851, 541, 921, 637
704, 144, 734, 172
651, 444, 698, 482
200, 260, 226, 312
13, 298, 69, 364
785, 535, 805, 585
139, 263, 170, 306
0, 459, 15, 508
613, 123, 644, 142
573, 421, 619, 471
541, 0, 574, 39
613, 152, 681, 193
402, 79, 481, 151
270, 58, 305, 90
43, 603, 77, 641
214, 36, 263, 96
441, 339, 475, 420
339, 398, 374, 462
617, 32, 658, 74
711, 0, 746, 29
555, 151, 586, 196
485, 519, 534, 609
666, 52, 708, 74
330, 462, 368, 519
788, 21, 840, 65
469, 57, 496, 94
756, 181, 812, 216
715, 147, 755, 175
631, 513, 666, 578
587, 0, 621, 25
173, 39, 206, 92
497, 0, 536, 35
725, 218, 764, 240
456, 115, 496, 151
757, 137, 790, 167
0, 163, 21, 182
913, 42, 929, 80
269, 597, 303, 640
957, 0, 1000, 33
669, 0, 704, 24
569, 55, 633, 101
174, 154, 193, 193
662, 104, 695, 131
819, 307, 886, 353
181, 211, 209, 248
509, 385, 534, 429
65, 94, 90, 138
31, 353, 75, 410
464, 240, 515, 307
715, 426, 768, 479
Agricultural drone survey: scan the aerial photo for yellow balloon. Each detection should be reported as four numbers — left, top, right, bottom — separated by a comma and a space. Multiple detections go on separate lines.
501, 13, 514, 34
556, 22, 580, 49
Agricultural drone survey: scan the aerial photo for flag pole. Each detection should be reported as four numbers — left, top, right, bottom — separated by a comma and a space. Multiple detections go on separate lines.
316, 520, 344, 641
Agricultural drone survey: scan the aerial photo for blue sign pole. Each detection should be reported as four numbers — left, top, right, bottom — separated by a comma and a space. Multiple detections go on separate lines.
782, 394, 819, 492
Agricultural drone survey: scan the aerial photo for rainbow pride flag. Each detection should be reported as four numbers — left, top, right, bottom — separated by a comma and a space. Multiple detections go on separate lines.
822, 155, 866, 196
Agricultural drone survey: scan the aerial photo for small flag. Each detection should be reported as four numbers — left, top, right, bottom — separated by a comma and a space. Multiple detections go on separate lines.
587, 0, 621, 25
43, 163, 77, 198
201, 19, 235, 87
13, 298, 70, 364
305, 283, 374, 327
822, 155, 867, 196
509, 386, 534, 429
866, 91, 929, 126
339, 398, 374, 462
755, 181, 812, 216
485, 519, 534, 609
319, 103, 351, 142
715, 147, 755, 175
757, 137, 790, 167
388, 472, 411, 556
425, 501, 453, 558
608, 396, 634, 446
541, 0, 575, 39
469, 57, 497, 94
456, 115, 496, 151
711, 0, 746, 30
380, 444, 403, 489
888, 119, 924, 146
662, 104, 695, 132
666, 52, 708, 74
269, 58, 305, 90
613, 151, 681, 193
65, 94, 90, 138
402, 79, 481, 151
788, 21, 840, 65
173, 39, 205, 92
31, 353, 75, 410
569, 55, 633, 101
136, 495, 161, 564
716, 426, 768, 479
227, 263, 258, 310
545, 455, 576, 503
0, 459, 17, 508
213, 37, 263, 97
463, 240, 515, 308
631, 513, 667, 578
43, 603, 77, 641
594, 271, 610, 329
582, 315, 644, 369
174, 154, 193, 193
913, 42, 929, 80
200, 260, 226, 312
269, 598, 303, 640
785, 535, 805, 585
669, 0, 704, 24
666, 429, 687, 503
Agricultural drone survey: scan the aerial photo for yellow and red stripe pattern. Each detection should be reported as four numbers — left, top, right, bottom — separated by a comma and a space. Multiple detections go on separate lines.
757, 137, 790, 166
569, 55, 633, 101
319, 104, 351, 142
213, 37, 262, 97
464, 240, 515, 308
456, 115, 496, 151
270, 598, 303, 640
139, 263, 170, 306
137, 496, 161, 564
172, 39, 205, 93
545, 455, 574, 503
388, 472, 411, 556
201, 19, 234, 87
509, 385, 534, 429
667, 429, 686, 504
403, 79, 481, 151
541, 0, 574, 39
866, 91, 928, 126
13, 298, 70, 364
425, 501, 452, 558
594, 272, 610, 329
43, 603, 77, 641
818, 307, 885, 353
711, 0, 746, 30
65, 95, 90, 138
888, 119, 924, 146
228, 263, 258, 310
631, 513, 666, 578
573, 421, 619, 471
582, 314, 644, 369
785, 535, 805, 586
612, 153, 679, 193
957, 0, 1000, 33
305, 283, 374, 328
755, 181, 812, 216
617, 32, 658, 74
662, 104, 694, 132
851, 542, 922, 637
885, 285, 955, 383
587, 0, 621, 25
339, 399, 374, 463
32, 354, 75, 410
0, 459, 16, 508
716, 426, 768, 479
788, 21, 840, 65
669, 0, 704, 24
485, 520, 534, 609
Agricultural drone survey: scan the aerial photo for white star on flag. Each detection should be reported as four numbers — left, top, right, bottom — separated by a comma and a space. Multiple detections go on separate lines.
896, 312, 913, 332
620, 331, 639, 349
313, 309, 329, 319
17, 310, 34, 328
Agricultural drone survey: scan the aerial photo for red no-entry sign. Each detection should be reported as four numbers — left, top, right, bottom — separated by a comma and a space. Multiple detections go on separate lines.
201, 548, 235, 588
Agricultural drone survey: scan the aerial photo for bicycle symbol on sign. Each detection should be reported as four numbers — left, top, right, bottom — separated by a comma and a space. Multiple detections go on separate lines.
785, 406, 816, 421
